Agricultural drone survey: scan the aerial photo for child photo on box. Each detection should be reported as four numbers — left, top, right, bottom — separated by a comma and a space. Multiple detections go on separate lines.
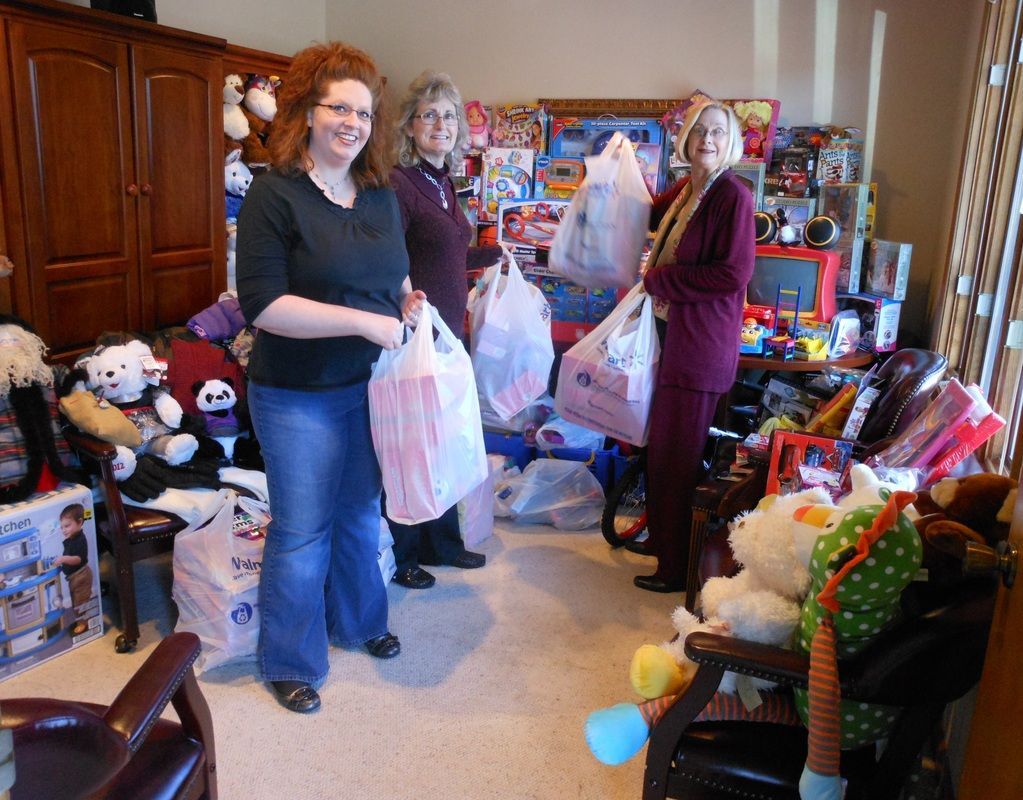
51, 502, 95, 636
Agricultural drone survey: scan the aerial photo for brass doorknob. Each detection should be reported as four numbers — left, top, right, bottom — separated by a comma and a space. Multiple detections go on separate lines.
963, 540, 1019, 588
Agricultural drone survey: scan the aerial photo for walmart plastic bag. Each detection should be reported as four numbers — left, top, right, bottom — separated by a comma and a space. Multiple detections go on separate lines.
548, 131, 652, 289
468, 246, 555, 421
369, 302, 488, 525
172, 492, 265, 672
497, 459, 605, 530
554, 282, 660, 446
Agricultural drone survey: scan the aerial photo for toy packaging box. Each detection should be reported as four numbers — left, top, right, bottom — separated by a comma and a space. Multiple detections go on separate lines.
760, 196, 817, 244
765, 430, 854, 498
731, 161, 766, 209
534, 155, 586, 199
480, 147, 534, 223
0, 484, 103, 682
764, 146, 819, 198
496, 198, 570, 260
759, 377, 823, 428
491, 104, 548, 152
817, 136, 864, 183
837, 292, 902, 352
549, 117, 665, 193
865, 239, 912, 300
820, 182, 869, 292
452, 175, 482, 244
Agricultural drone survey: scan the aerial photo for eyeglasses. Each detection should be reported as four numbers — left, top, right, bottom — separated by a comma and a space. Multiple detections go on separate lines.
413, 110, 458, 125
316, 103, 374, 123
692, 125, 728, 140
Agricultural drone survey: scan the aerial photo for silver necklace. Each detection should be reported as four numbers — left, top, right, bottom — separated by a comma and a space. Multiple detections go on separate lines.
416, 166, 449, 210
312, 170, 348, 203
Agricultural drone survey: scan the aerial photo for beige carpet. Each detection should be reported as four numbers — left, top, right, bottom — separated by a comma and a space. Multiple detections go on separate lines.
0, 520, 683, 799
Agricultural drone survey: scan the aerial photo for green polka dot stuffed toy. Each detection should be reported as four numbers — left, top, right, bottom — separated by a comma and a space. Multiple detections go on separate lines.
794, 489, 921, 800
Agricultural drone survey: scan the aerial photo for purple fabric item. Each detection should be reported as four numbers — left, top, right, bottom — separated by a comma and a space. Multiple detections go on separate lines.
390, 164, 502, 332
642, 170, 756, 394
187, 297, 247, 341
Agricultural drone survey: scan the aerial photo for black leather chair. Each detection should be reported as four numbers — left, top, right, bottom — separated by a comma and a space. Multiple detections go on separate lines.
1, 631, 216, 800
686, 348, 949, 611
642, 578, 996, 800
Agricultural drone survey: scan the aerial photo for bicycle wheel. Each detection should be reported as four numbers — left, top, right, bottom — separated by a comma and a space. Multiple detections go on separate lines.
601, 458, 647, 547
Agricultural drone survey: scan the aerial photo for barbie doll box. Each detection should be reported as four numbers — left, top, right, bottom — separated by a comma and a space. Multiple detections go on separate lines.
0, 484, 102, 682
865, 239, 912, 301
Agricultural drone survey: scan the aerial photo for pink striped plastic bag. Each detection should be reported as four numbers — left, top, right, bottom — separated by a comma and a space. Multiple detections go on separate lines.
369, 302, 488, 525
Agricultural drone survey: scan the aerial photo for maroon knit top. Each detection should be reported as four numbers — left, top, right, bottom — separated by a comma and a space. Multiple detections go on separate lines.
390, 162, 502, 332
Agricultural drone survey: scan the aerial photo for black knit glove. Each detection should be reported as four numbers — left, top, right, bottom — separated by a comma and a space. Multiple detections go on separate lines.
118, 455, 169, 502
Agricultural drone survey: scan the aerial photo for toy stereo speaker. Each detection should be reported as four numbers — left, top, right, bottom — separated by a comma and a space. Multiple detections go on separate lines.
90, 1, 157, 22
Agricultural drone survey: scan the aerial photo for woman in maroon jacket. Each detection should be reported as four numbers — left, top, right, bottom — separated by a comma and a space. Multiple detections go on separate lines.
634, 99, 756, 593
387, 71, 503, 590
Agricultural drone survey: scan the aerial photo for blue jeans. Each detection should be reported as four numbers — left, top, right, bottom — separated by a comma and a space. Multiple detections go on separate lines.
249, 380, 389, 683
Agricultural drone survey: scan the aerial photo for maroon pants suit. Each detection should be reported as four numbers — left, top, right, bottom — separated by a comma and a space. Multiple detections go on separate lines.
641, 170, 755, 585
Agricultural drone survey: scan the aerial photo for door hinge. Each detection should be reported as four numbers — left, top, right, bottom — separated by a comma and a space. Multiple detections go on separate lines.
1006, 319, 1023, 349
976, 293, 994, 317
990, 64, 1008, 85
956, 274, 974, 295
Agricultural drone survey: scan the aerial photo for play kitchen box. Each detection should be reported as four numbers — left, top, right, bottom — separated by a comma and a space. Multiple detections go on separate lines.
0, 484, 103, 681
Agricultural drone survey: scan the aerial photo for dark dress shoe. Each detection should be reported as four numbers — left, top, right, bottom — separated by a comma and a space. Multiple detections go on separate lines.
270, 680, 321, 713
365, 632, 401, 659
449, 550, 486, 569
392, 566, 436, 589
633, 574, 685, 593
624, 538, 653, 556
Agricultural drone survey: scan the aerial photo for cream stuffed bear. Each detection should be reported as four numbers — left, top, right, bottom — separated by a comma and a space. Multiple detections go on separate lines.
635, 487, 834, 700
223, 73, 250, 157
77, 340, 198, 480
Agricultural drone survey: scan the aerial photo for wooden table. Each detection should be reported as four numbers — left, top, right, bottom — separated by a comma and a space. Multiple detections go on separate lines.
737, 351, 876, 372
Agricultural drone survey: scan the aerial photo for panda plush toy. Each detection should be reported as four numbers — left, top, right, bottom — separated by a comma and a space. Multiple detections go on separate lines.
192, 377, 240, 461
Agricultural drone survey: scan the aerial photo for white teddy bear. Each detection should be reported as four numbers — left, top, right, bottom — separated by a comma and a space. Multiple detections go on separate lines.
77, 340, 198, 480
636, 487, 834, 699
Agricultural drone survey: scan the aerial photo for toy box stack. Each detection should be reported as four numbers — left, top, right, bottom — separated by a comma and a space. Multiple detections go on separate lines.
0, 484, 103, 682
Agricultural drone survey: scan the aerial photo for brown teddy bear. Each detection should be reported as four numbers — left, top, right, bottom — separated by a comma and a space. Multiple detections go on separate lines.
914, 472, 1017, 585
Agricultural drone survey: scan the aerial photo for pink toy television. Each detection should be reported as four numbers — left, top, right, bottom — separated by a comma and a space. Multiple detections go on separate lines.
745, 244, 840, 325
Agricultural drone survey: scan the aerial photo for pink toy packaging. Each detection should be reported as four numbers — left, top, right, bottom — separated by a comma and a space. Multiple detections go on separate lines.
492, 104, 548, 152
464, 100, 492, 152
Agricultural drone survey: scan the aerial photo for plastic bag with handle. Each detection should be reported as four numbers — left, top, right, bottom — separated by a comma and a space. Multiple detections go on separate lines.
548, 131, 652, 289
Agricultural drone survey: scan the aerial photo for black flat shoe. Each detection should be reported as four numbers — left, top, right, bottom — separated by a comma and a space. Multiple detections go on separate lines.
270, 680, 321, 713
365, 632, 401, 659
449, 550, 486, 569
624, 539, 653, 556
633, 574, 685, 594
392, 566, 436, 589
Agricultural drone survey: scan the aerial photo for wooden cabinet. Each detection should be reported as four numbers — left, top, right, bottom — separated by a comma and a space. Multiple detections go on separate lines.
0, 0, 226, 361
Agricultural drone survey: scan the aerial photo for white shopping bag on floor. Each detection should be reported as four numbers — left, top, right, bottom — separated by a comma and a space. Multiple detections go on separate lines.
172, 492, 263, 672
468, 246, 554, 421
548, 132, 652, 289
369, 302, 488, 525
554, 282, 660, 446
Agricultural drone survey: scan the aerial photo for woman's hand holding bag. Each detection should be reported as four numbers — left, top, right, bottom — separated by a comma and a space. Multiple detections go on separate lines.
369, 302, 488, 525
548, 132, 653, 290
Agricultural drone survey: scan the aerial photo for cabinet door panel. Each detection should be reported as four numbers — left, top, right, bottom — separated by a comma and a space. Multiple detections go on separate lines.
8, 21, 139, 351
133, 45, 223, 330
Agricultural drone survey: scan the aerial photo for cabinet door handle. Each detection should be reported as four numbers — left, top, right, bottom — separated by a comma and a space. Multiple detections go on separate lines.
140, 184, 153, 196
126, 184, 139, 197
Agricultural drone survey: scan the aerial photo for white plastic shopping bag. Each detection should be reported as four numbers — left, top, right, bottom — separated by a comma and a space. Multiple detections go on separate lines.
172, 492, 264, 672
548, 132, 652, 290
467, 246, 555, 421
554, 282, 661, 446
497, 459, 605, 530
369, 302, 488, 525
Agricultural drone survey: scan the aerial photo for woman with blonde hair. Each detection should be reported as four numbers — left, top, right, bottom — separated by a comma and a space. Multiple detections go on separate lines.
386, 70, 502, 589
632, 99, 756, 593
